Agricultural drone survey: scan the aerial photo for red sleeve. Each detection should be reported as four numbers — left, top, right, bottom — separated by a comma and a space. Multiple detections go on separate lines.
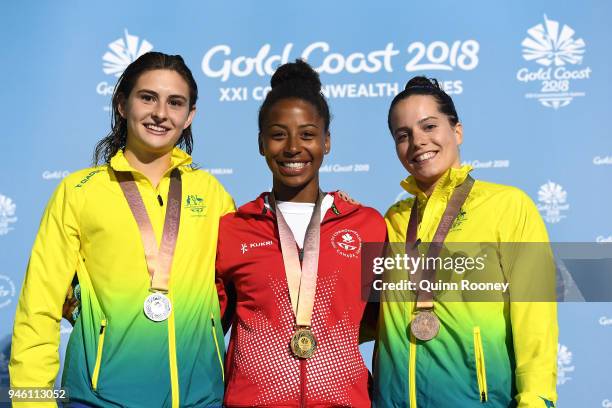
359, 208, 388, 343
215, 215, 236, 333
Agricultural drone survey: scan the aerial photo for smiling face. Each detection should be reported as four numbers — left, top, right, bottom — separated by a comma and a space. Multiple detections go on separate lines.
389, 94, 463, 194
119, 69, 195, 158
259, 98, 330, 202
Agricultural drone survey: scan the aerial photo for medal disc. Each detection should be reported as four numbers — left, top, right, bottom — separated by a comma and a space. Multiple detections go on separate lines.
144, 292, 172, 322
410, 310, 440, 341
290, 328, 317, 359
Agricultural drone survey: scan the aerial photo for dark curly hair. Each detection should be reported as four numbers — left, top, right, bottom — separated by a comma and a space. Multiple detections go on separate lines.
258, 59, 330, 131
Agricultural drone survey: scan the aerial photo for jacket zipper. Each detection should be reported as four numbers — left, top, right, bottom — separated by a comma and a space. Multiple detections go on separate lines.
211, 313, 225, 382
91, 319, 107, 390
300, 359, 307, 407
473, 327, 488, 402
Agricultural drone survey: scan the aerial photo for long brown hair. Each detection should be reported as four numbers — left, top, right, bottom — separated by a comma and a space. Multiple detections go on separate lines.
92, 52, 198, 165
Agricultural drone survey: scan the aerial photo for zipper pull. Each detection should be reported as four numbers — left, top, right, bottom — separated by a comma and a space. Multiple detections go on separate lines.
157, 194, 164, 206
481, 391, 486, 402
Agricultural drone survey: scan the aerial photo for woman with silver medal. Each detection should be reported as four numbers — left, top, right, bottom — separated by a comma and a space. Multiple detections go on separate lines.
10, 52, 234, 407
372, 77, 558, 407
215, 60, 387, 407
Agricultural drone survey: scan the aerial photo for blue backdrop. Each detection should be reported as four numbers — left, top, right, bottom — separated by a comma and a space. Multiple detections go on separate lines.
1, 1, 611, 406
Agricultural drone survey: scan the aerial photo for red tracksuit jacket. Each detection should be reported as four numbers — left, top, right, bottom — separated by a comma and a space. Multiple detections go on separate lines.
216, 192, 387, 407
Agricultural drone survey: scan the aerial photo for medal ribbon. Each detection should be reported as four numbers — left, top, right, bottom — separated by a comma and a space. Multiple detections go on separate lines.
270, 191, 323, 328
115, 168, 182, 292
406, 176, 475, 309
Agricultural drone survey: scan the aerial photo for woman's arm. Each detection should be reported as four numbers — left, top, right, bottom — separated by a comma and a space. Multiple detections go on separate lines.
9, 179, 81, 407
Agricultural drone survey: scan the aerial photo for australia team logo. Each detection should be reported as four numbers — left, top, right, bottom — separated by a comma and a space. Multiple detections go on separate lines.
331, 229, 362, 258
557, 343, 575, 385
537, 181, 569, 224
0, 275, 16, 309
185, 194, 206, 216
516, 15, 591, 109
0, 194, 17, 236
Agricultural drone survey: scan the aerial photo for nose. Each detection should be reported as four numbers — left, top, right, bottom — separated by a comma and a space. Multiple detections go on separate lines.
410, 130, 428, 147
284, 133, 301, 156
152, 101, 168, 121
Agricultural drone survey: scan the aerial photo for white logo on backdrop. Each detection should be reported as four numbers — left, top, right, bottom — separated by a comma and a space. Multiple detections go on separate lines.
103, 30, 153, 77
537, 181, 569, 223
600, 316, 612, 326
593, 155, 612, 165
522, 16, 585, 66
203, 167, 234, 176
517, 15, 591, 109
42, 170, 70, 180
603, 399, 612, 408
557, 343, 575, 385
319, 163, 370, 173
202, 40, 478, 102
0, 194, 17, 236
0, 275, 16, 309
97, 30, 154, 106
461, 159, 510, 169
596, 235, 612, 243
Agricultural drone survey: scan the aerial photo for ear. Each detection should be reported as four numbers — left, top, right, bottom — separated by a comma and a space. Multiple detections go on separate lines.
454, 122, 463, 146
117, 94, 127, 119
258, 133, 264, 156
183, 106, 197, 129
324, 131, 331, 155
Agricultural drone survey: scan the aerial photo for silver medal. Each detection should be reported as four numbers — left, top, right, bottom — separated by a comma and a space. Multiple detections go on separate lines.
144, 292, 172, 322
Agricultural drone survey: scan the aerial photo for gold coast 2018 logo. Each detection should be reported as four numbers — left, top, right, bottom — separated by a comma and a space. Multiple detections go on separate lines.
516, 15, 591, 109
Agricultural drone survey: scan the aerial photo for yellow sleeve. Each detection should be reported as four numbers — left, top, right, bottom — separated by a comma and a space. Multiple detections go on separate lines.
501, 190, 558, 408
9, 179, 81, 407
220, 186, 236, 217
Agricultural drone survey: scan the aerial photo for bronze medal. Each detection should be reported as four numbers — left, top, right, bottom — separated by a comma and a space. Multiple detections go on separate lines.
290, 328, 317, 359
410, 310, 440, 341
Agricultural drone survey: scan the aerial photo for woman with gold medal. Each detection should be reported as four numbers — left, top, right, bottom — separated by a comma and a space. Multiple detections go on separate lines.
215, 60, 387, 407
372, 77, 558, 407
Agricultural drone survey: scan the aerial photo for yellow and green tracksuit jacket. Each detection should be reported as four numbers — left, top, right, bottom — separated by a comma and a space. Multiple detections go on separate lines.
10, 148, 234, 407
373, 165, 558, 408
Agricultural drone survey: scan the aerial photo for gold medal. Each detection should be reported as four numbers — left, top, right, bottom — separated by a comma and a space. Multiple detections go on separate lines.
410, 309, 440, 341
290, 327, 317, 359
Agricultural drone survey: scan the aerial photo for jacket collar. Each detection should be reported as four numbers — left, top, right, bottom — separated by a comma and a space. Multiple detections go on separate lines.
237, 191, 360, 221
400, 165, 473, 203
109, 147, 193, 173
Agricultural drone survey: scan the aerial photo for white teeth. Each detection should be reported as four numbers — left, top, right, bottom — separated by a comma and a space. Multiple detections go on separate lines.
281, 162, 307, 169
145, 124, 167, 132
414, 151, 436, 163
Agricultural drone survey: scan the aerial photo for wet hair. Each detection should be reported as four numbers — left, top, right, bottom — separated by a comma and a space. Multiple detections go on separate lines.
258, 59, 330, 131
387, 76, 459, 133
93, 52, 198, 165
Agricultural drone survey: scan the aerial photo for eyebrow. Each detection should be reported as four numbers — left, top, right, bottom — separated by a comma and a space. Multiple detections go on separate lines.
394, 116, 439, 135
267, 123, 319, 130
137, 89, 188, 102
417, 116, 439, 124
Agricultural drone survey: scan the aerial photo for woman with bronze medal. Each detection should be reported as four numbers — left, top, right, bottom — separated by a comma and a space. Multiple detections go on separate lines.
372, 77, 558, 407
10, 52, 234, 407
215, 60, 387, 407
